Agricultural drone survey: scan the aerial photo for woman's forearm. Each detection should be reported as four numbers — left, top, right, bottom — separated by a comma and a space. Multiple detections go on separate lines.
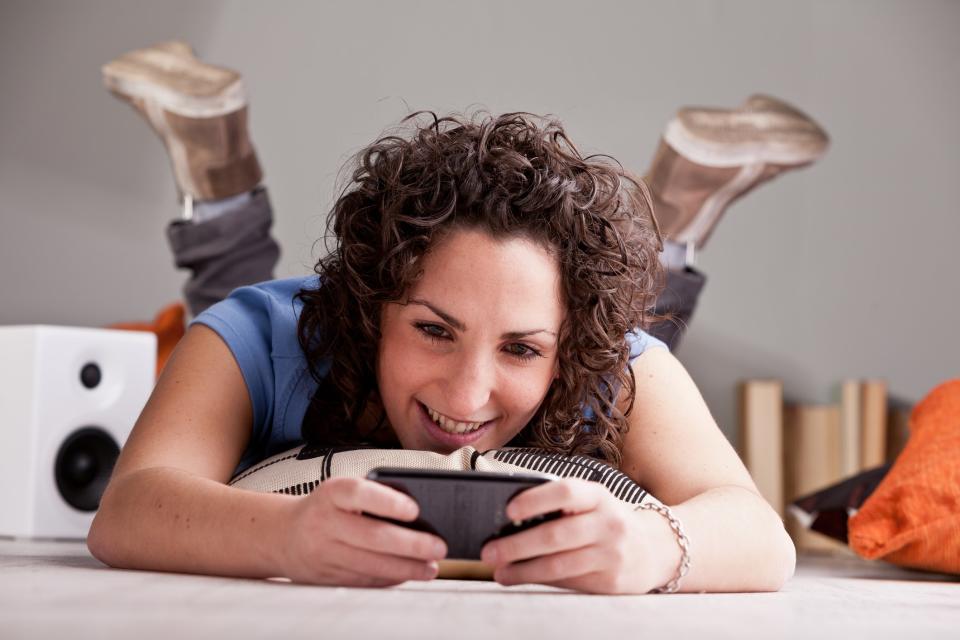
88, 466, 300, 580
639, 485, 796, 593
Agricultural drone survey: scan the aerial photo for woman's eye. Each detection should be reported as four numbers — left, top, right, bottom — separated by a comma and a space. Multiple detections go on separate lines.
415, 323, 449, 341
504, 343, 543, 361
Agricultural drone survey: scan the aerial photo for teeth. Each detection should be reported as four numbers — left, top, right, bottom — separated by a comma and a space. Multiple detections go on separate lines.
426, 405, 484, 434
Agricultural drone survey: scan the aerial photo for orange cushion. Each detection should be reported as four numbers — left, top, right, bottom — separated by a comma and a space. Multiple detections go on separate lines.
107, 302, 186, 378
848, 379, 960, 574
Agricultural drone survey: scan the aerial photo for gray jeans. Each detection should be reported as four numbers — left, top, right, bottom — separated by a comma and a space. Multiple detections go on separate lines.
649, 266, 706, 350
166, 187, 705, 350
166, 187, 280, 316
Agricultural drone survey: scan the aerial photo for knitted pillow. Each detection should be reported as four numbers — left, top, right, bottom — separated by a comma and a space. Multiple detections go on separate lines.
229, 444, 661, 580
848, 379, 960, 574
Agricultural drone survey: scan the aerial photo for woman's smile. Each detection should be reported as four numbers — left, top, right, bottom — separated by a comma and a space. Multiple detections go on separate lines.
420, 400, 493, 433
416, 400, 496, 447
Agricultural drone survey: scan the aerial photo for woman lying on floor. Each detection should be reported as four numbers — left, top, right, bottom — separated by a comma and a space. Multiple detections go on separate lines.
89, 42, 827, 594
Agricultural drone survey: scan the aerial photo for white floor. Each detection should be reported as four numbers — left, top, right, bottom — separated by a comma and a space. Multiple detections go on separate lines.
1, 539, 957, 640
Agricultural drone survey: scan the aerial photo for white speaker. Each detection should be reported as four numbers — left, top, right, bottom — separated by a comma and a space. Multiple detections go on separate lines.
0, 325, 156, 539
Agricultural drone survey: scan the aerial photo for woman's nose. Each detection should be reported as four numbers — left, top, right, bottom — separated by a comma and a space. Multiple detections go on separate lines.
443, 351, 493, 419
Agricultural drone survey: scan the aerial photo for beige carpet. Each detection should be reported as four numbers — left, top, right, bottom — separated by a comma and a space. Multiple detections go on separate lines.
1, 539, 957, 639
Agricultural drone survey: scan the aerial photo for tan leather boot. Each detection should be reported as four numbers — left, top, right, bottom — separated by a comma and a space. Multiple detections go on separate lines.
102, 41, 262, 201
645, 94, 829, 252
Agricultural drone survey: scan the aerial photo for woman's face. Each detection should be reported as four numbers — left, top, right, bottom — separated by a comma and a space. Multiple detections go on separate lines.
377, 227, 564, 453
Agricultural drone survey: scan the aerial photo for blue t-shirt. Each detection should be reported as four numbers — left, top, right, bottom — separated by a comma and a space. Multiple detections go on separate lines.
192, 276, 668, 476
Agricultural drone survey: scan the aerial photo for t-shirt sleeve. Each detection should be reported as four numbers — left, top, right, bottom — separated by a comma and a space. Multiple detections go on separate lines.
626, 326, 670, 363
189, 276, 319, 473
580, 327, 669, 422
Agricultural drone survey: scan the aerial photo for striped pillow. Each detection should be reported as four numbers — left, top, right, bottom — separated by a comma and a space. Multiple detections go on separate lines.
229, 445, 660, 580
230, 444, 658, 507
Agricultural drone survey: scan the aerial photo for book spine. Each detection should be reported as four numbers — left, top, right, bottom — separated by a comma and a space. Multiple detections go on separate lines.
885, 399, 913, 464
738, 379, 784, 517
839, 380, 862, 478
783, 403, 850, 554
860, 380, 888, 468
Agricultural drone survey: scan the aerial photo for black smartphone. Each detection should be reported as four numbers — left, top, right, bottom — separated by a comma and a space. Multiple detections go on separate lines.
365, 467, 562, 561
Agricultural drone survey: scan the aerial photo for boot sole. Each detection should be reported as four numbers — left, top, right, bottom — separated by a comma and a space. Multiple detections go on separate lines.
102, 45, 246, 118
665, 108, 829, 168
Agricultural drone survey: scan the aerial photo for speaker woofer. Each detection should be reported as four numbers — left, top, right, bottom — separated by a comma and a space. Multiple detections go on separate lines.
54, 427, 120, 512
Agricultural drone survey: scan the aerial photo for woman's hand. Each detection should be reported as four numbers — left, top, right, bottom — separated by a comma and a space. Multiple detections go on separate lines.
480, 478, 674, 594
278, 476, 448, 587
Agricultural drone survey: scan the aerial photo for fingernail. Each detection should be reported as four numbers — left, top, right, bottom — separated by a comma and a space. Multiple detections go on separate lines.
424, 561, 439, 579
434, 541, 447, 558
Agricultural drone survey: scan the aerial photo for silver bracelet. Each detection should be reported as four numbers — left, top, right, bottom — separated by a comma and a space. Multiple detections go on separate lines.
634, 502, 691, 594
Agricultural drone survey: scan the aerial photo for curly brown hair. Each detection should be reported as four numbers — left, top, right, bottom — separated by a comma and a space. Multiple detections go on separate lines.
296, 110, 665, 468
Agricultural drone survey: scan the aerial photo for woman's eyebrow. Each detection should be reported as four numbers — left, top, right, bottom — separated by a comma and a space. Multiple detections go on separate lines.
407, 298, 556, 339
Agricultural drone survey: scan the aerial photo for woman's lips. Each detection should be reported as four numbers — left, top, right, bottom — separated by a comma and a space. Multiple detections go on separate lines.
417, 400, 494, 448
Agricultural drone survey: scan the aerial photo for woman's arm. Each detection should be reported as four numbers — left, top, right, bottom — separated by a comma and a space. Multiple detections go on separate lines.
87, 324, 298, 577
88, 325, 446, 586
89, 465, 300, 578
479, 347, 794, 594
619, 347, 796, 592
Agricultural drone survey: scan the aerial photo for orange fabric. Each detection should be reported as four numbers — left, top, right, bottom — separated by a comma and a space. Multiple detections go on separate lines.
107, 302, 186, 378
848, 379, 960, 574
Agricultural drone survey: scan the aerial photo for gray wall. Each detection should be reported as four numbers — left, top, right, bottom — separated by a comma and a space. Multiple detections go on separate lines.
2, 0, 957, 446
